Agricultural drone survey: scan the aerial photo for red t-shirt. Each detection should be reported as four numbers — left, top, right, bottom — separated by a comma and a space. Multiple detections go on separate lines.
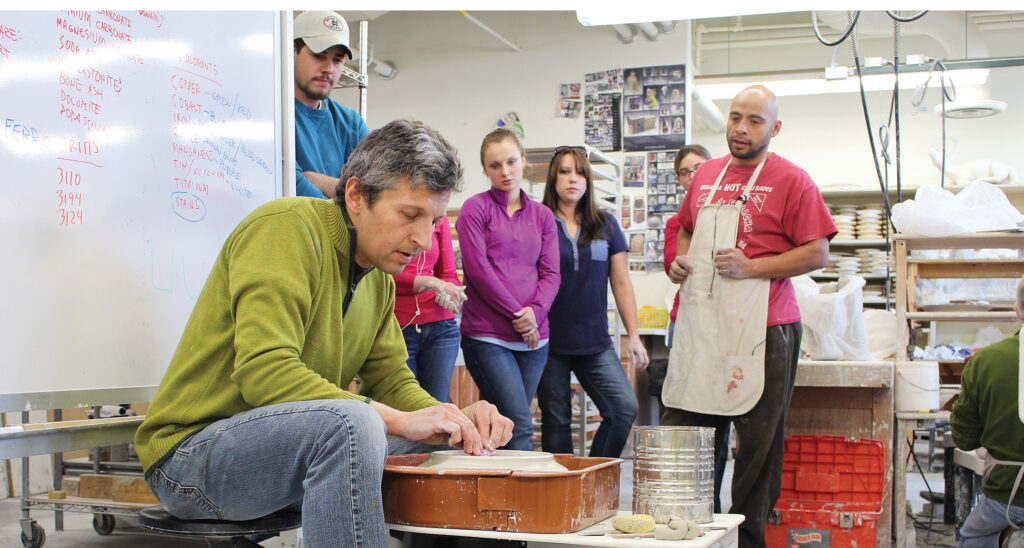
663, 213, 684, 322
673, 154, 837, 326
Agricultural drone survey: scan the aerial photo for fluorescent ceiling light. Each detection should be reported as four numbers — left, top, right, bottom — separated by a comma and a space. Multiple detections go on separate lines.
696, 68, 990, 100
576, 7, 790, 26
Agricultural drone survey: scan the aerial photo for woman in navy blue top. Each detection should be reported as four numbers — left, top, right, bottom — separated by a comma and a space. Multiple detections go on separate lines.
537, 146, 649, 458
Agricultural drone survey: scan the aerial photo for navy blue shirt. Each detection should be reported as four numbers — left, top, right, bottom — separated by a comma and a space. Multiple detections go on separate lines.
547, 211, 628, 355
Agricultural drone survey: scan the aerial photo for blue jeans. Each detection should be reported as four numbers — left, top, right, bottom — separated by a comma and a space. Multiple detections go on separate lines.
146, 399, 438, 548
402, 318, 460, 402
460, 337, 548, 451
959, 493, 1024, 547
536, 346, 638, 458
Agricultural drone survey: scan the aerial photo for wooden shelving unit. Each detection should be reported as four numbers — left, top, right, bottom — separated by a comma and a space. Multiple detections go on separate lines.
894, 232, 1024, 360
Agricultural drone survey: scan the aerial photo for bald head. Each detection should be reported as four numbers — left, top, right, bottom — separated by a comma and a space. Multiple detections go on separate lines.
732, 85, 780, 124
726, 85, 782, 165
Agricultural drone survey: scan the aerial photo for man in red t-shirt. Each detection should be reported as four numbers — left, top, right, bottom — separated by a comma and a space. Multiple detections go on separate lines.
665, 85, 837, 548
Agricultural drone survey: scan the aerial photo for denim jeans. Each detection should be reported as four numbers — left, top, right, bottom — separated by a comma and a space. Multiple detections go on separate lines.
402, 318, 460, 402
536, 346, 638, 458
460, 337, 548, 451
146, 399, 395, 548
959, 493, 1024, 548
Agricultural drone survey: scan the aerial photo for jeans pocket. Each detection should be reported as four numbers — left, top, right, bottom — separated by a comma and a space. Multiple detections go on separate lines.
148, 438, 222, 519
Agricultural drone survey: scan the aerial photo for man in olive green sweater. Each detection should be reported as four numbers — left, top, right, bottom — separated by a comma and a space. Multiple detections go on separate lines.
136, 120, 512, 547
952, 276, 1024, 548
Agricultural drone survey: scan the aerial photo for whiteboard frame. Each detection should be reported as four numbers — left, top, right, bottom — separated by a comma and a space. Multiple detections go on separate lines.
0, 11, 292, 414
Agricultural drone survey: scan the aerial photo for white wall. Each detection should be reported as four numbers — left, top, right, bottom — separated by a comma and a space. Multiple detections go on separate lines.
333, 11, 688, 205
335, 11, 1024, 202
329, 10, 1024, 307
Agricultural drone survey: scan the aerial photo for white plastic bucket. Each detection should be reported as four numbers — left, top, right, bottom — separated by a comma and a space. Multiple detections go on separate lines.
895, 361, 940, 411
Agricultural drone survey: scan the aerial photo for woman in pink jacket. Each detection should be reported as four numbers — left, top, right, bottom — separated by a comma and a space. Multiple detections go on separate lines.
393, 221, 466, 402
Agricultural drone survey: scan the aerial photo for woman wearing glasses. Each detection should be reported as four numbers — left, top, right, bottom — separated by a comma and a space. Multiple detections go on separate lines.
456, 128, 560, 451
536, 146, 649, 458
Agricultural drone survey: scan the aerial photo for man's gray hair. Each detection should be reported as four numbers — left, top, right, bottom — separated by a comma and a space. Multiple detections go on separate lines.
333, 119, 464, 205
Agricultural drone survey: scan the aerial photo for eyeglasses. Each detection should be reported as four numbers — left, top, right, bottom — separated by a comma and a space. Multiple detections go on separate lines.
677, 163, 703, 178
553, 145, 586, 159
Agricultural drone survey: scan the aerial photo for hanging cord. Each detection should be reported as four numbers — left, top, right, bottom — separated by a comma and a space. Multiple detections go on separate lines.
399, 252, 427, 331
911, 59, 957, 188
892, 16, 903, 203
905, 434, 940, 541
849, 19, 896, 234
811, 10, 860, 47
888, 10, 929, 23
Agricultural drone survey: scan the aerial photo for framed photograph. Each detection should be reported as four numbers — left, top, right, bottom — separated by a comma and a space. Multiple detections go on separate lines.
628, 232, 646, 255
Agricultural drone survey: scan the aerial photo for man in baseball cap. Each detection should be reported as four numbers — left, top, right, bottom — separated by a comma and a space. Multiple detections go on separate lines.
293, 10, 369, 199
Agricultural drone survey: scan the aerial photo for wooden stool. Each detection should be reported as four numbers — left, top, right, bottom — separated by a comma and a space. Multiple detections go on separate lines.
137, 505, 301, 547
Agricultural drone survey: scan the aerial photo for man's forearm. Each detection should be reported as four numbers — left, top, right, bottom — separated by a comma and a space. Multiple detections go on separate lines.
302, 170, 341, 198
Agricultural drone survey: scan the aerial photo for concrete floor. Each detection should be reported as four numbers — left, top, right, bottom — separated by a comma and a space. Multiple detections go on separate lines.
0, 447, 955, 547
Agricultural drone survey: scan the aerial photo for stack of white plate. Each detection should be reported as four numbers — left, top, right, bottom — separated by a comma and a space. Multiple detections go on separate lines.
824, 253, 844, 275
836, 255, 860, 276
862, 284, 885, 302
831, 213, 857, 240
855, 249, 891, 275
834, 205, 858, 217
856, 208, 884, 240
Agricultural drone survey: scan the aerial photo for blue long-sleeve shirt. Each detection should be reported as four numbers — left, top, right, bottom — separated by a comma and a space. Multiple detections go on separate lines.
456, 187, 560, 342
294, 98, 369, 199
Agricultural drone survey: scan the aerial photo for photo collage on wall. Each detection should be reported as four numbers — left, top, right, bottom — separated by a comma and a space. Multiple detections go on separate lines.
622, 64, 686, 152
583, 69, 623, 152
623, 155, 644, 188
557, 82, 582, 118
645, 150, 684, 269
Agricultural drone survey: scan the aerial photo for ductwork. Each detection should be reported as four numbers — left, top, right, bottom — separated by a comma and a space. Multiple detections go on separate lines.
817, 11, 987, 59
350, 46, 397, 80
692, 85, 727, 133
817, 11, 1004, 118
637, 22, 661, 41
613, 24, 638, 44
611, 21, 678, 43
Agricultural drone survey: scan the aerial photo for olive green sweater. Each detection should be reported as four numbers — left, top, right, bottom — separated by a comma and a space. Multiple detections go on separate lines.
135, 197, 440, 474
951, 333, 1024, 507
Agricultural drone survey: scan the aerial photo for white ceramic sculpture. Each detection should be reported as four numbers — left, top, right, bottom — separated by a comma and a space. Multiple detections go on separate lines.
418, 450, 569, 472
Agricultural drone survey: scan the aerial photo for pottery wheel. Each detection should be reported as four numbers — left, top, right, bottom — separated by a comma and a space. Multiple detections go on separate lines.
418, 450, 569, 472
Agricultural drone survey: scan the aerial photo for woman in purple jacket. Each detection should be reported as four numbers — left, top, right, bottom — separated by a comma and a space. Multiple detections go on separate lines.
456, 128, 560, 451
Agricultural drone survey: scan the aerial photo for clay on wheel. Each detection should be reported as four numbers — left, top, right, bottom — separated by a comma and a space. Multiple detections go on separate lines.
418, 450, 569, 472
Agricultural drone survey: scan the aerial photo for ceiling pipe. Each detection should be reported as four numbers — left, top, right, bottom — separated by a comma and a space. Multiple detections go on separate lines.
458, 11, 522, 53
612, 24, 638, 44
636, 21, 661, 41
655, 21, 678, 34
349, 46, 397, 79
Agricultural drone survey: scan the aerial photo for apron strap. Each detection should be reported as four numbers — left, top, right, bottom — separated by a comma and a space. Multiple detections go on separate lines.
702, 154, 769, 208
983, 451, 1024, 529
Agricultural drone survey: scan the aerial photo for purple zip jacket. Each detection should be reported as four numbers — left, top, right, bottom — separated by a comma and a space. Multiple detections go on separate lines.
456, 187, 560, 342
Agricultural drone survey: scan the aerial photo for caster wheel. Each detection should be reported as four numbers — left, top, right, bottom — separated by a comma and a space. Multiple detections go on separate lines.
20, 521, 45, 548
92, 514, 115, 536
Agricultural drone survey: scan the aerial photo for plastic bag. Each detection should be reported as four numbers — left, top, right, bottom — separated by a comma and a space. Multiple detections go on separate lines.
792, 275, 870, 361
891, 181, 1024, 237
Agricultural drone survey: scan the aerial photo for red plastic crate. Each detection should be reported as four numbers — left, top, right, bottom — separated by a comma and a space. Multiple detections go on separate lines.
765, 435, 885, 548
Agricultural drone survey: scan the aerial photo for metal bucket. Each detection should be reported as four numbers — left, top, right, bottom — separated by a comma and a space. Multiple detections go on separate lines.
632, 426, 715, 523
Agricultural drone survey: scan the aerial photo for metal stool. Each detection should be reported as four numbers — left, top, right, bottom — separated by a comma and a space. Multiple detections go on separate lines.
137, 505, 301, 547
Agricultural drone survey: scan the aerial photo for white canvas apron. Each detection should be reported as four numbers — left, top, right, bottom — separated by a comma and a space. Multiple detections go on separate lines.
662, 157, 770, 416
983, 450, 1024, 528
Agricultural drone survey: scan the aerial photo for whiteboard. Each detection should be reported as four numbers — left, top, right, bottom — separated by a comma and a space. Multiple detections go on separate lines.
0, 11, 285, 395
